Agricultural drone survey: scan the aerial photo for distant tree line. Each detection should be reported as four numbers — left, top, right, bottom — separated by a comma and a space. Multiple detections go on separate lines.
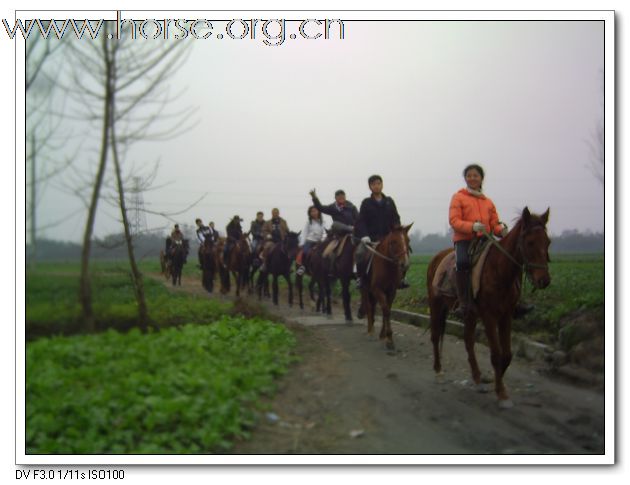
408, 229, 604, 254
26, 227, 604, 263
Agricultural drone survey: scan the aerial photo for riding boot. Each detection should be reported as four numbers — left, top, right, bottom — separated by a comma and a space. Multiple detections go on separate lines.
454, 269, 472, 319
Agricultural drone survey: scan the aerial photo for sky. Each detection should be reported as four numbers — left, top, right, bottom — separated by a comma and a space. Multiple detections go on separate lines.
30, 19, 605, 242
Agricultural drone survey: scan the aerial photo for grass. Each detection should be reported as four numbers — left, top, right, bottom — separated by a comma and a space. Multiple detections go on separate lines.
26, 318, 296, 454
25, 259, 297, 454
389, 252, 605, 344
25, 260, 230, 339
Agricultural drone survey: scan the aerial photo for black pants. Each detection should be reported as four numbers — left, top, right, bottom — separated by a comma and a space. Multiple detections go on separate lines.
454, 240, 471, 271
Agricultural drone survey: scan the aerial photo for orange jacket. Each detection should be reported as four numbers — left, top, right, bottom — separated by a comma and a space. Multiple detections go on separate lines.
449, 188, 503, 242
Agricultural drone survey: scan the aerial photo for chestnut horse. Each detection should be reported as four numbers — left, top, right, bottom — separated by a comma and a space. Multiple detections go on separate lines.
221, 234, 252, 297
361, 224, 413, 349
427, 207, 551, 408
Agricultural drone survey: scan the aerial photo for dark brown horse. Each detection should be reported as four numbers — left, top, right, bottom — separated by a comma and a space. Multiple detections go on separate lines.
427, 207, 551, 408
295, 243, 324, 312
221, 234, 252, 297
199, 236, 217, 292
169, 239, 188, 286
361, 224, 413, 349
257, 231, 301, 306
303, 234, 357, 322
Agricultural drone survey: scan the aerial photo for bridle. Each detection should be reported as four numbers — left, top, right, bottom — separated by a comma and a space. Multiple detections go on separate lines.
481, 225, 549, 284
363, 233, 410, 266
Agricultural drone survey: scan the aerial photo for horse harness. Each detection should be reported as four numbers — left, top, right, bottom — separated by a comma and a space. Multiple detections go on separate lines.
480, 226, 549, 287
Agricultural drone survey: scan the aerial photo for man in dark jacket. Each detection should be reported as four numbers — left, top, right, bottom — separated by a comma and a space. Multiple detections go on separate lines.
224, 215, 243, 265
354, 174, 409, 290
310, 188, 358, 233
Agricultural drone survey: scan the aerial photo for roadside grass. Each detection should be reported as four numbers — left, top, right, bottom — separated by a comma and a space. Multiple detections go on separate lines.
26, 318, 296, 454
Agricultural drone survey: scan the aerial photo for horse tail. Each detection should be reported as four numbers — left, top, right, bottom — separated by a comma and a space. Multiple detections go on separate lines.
427, 248, 453, 348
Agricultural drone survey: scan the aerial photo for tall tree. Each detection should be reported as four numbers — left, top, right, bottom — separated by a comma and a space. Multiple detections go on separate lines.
64, 22, 194, 331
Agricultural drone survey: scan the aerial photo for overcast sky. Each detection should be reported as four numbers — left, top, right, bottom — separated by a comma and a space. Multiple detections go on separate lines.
33, 20, 605, 242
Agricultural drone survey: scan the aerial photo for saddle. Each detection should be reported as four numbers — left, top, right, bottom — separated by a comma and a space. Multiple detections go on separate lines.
322, 234, 351, 258
432, 239, 492, 300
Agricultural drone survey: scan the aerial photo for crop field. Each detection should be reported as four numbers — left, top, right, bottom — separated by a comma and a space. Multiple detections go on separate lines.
25, 261, 296, 454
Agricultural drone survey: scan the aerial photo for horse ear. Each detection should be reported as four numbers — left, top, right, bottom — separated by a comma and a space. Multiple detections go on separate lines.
522, 206, 531, 226
404, 223, 414, 233
541, 208, 550, 225
297, 231, 302, 236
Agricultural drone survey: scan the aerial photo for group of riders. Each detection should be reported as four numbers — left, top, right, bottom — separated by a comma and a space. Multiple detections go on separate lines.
163, 167, 533, 319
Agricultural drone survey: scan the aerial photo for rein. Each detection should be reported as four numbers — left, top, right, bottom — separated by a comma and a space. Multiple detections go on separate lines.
363, 237, 409, 266
480, 226, 549, 285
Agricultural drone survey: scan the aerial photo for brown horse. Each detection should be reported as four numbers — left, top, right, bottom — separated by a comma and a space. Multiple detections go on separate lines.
427, 207, 551, 408
199, 236, 217, 293
257, 231, 301, 306
222, 234, 252, 297
295, 243, 324, 312
362, 224, 413, 350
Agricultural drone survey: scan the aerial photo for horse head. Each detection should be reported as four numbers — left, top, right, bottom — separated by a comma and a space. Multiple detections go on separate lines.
517, 207, 551, 289
284, 231, 301, 259
383, 223, 413, 271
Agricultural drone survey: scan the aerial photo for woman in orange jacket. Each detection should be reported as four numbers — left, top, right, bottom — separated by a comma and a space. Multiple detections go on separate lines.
449, 164, 507, 317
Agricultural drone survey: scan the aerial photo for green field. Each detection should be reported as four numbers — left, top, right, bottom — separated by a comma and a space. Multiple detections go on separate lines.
25, 261, 296, 454
393, 253, 605, 344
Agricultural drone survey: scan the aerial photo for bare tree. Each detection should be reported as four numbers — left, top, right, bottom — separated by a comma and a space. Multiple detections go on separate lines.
26, 36, 73, 268
63, 22, 195, 331
587, 70, 604, 187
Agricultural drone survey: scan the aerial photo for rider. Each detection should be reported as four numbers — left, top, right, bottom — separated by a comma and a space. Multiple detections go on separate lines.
165, 224, 184, 260
195, 218, 212, 268
260, 208, 289, 271
354, 174, 410, 290
297, 206, 327, 276
310, 188, 358, 274
208, 221, 220, 242
249, 211, 265, 264
449, 163, 508, 318
310, 188, 358, 234
224, 215, 244, 266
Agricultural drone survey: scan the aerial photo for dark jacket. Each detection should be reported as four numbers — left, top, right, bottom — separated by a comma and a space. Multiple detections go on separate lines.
250, 220, 265, 240
312, 197, 359, 226
226, 220, 243, 240
355, 194, 401, 241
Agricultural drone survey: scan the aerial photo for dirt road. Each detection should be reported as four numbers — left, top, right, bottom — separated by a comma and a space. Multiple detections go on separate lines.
161, 274, 606, 456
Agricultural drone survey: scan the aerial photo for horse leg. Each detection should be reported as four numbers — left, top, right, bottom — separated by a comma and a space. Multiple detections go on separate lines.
341, 277, 352, 323
496, 315, 514, 407
429, 295, 449, 375
272, 275, 279, 305
233, 271, 240, 297
325, 277, 332, 316
481, 316, 511, 406
286, 272, 293, 307
464, 316, 483, 387
296, 274, 304, 310
364, 288, 375, 336
374, 288, 394, 349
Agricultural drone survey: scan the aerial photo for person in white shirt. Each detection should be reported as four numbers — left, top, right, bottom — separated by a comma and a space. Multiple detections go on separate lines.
297, 206, 327, 275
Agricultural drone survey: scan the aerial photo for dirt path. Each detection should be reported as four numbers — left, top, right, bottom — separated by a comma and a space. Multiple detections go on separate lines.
158, 273, 606, 455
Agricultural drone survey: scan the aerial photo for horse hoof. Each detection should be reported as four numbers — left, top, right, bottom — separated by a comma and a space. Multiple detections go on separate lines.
475, 383, 490, 394
345, 319, 353, 326
435, 372, 447, 384
498, 399, 514, 409
385, 341, 395, 352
